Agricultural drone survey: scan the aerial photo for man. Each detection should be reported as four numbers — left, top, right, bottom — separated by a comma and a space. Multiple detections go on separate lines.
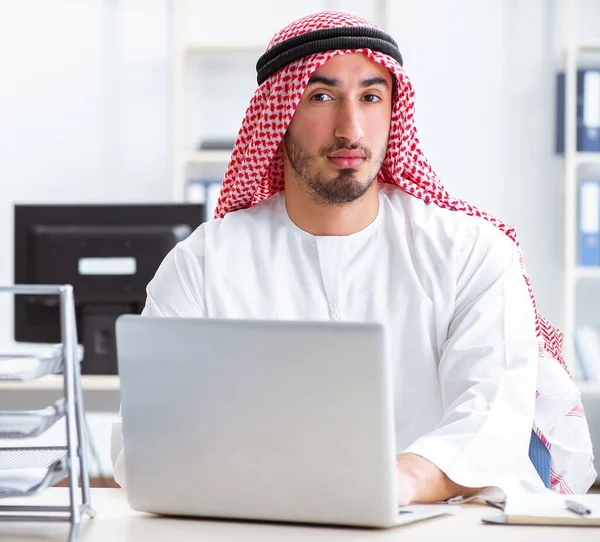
112, 11, 596, 501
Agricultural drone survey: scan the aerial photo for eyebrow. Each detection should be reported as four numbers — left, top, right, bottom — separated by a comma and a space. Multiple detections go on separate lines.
360, 77, 389, 89
307, 75, 389, 89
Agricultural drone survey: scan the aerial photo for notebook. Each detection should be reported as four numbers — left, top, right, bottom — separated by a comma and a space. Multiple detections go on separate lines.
482, 492, 600, 526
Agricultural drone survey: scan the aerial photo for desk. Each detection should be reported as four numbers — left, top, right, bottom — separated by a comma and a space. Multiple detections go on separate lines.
0, 488, 598, 541
0, 375, 121, 411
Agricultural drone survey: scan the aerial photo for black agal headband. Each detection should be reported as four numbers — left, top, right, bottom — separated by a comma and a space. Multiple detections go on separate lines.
256, 26, 403, 86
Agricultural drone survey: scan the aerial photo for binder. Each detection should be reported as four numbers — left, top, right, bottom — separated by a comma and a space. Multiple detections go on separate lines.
185, 178, 223, 221
578, 179, 600, 266
556, 68, 600, 153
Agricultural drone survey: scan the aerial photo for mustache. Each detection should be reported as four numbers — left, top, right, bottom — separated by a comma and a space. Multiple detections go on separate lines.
320, 141, 372, 160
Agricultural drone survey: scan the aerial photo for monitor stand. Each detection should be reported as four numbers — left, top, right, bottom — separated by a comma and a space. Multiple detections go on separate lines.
81, 304, 132, 375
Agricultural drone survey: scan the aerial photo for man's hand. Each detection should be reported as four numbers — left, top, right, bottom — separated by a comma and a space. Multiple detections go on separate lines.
396, 453, 482, 505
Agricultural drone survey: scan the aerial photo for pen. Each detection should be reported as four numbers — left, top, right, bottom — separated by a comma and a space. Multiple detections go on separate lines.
565, 499, 592, 516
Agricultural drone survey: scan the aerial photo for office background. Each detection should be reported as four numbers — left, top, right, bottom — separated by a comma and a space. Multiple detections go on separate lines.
0, 0, 599, 481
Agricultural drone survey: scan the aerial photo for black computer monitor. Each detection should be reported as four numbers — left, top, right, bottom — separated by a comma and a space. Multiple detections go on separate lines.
14, 203, 206, 375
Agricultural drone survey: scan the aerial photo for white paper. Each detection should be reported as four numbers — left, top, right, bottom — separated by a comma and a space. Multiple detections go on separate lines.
0, 468, 48, 494
396, 504, 461, 525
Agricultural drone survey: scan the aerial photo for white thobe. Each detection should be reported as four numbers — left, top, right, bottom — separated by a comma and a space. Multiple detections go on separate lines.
111, 183, 545, 493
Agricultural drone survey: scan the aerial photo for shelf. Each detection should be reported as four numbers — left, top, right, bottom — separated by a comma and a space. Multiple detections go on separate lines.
575, 267, 600, 280
0, 446, 68, 499
185, 150, 232, 164
0, 375, 120, 392
0, 400, 65, 439
577, 42, 600, 52
576, 380, 600, 394
576, 152, 600, 165
559, 153, 600, 165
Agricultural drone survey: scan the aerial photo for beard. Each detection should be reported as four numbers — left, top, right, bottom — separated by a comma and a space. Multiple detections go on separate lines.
284, 132, 386, 205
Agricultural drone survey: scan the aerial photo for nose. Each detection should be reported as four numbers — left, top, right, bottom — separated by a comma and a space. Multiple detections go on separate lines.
334, 99, 364, 143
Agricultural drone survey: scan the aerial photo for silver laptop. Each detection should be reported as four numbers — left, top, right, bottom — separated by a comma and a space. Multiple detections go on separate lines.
115, 315, 454, 528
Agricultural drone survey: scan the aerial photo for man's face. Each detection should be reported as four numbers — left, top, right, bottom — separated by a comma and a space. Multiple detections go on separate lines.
283, 53, 393, 205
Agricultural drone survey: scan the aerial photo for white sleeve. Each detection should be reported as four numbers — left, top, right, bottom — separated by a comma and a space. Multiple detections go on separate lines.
403, 228, 539, 491
111, 411, 126, 488
111, 236, 207, 487
142, 236, 208, 318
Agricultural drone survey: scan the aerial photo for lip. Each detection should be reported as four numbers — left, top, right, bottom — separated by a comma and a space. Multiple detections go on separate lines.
327, 156, 365, 169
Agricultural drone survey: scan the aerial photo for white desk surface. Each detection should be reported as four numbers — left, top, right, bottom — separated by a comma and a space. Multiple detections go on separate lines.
0, 375, 120, 391
0, 488, 598, 541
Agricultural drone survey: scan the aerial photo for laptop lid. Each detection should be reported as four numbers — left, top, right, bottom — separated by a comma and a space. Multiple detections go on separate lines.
116, 316, 399, 527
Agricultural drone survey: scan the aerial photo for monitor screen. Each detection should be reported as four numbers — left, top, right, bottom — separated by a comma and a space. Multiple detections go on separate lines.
14, 203, 206, 375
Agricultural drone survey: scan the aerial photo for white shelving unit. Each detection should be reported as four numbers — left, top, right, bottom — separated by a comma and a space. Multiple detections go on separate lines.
171, 0, 267, 206
170, 0, 389, 210
171, 36, 266, 204
560, 0, 600, 390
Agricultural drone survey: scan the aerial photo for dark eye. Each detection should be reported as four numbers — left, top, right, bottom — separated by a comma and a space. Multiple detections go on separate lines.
311, 93, 333, 102
363, 94, 382, 103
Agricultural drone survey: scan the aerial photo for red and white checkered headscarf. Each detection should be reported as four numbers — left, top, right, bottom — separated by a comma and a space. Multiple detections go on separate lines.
216, 11, 595, 493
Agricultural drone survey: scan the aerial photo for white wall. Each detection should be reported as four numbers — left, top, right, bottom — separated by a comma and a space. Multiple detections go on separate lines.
393, 0, 564, 317
0, 0, 172, 355
1, 0, 599, 472
0, 0, 173, 476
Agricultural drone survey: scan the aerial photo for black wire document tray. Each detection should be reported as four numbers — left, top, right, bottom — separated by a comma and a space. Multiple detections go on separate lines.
0, 399, 66, 439
0, 346, 64, 381
0, 447, 68, 499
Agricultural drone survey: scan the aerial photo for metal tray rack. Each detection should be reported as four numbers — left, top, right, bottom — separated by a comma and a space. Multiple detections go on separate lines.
0, 285, 95, 541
